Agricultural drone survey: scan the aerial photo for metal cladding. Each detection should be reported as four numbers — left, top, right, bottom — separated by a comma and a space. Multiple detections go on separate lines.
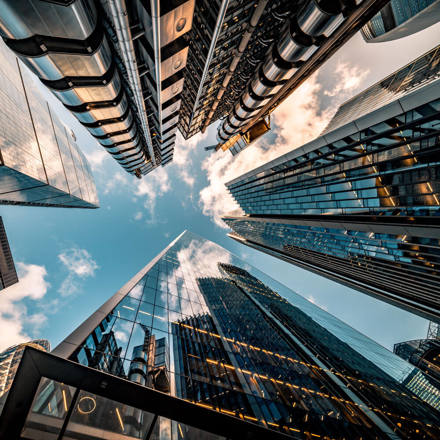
0, 0, 151, 176
217, 0, 345, 144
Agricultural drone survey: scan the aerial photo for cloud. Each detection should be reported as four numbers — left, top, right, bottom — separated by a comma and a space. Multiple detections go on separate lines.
84, 149, 109, 171
199, 62, 371, 227
103, 172, 129, 195
0, 262, 50, 351
58, 248, 99, 296
134, 211, 143, 221
323, 62, 369, 98
173, 131, 210, 187
134, 166, 170, 222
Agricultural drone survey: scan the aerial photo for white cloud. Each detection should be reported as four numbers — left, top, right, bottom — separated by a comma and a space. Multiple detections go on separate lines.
134, 211, 143, 221
199, 62, 371, 227
103, 172, 129, 195
58, 248, 98, 296
323, 62, 369, 98
173, 131, 210, 187
134, 166, 170, 222
0, 262, 50, 351
84, 149, 109, 171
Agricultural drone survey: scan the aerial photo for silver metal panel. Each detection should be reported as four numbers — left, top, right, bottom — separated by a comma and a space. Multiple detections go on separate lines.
160, 0, 195, 47
242, 92, 269, 110
98, 127, 137, 146
51, 72, 122, 107
228, 115, 246, 130
235, 102, 259, 119
73, 96, 129, 123
297, 2, 343, 37
160, 47, 188, 81
162, 100, 181, 119
277, 31, 309, 63
21, 38, 112, 81
162, 115, 179, 131
0, 0, 96, 40
88, 113, 134, 137
161, 77, 184, 103
262, 59, 288, 83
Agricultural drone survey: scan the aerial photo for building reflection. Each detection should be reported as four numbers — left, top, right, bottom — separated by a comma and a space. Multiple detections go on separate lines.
45, 231, 440, 439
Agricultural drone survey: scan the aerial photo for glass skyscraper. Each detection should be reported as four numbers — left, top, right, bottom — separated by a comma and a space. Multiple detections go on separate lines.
0, 217, 18, 291
0, 340, 50, 398
0, 39, 98, 209
224, 44, 440, 323
29, 230, 440, 439
361, 0, 440, 43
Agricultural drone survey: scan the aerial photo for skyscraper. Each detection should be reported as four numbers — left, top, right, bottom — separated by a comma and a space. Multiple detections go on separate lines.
393, 322, 440, 399
224, 44, 440, 323
0, 39, 98, 209
0, 217, 18, 291
361, 0, 440, 43
26, 230, 439, 439
0, 1, 390, 175
0, 339, 50, 397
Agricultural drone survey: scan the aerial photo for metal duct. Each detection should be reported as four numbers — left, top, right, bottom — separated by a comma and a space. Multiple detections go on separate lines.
202, 0, 269, 133
218, 0, 345, 142
0, 0, 150, 176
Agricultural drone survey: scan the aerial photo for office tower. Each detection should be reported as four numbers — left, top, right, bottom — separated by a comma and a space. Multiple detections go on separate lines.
394, 322, 440, 384
224, 44, 440, 323
0, 217, 18, 291
0, 340, 50, 398
0, 1, 390, 175
361, 0, 440, 43
8, 230, 431, 439
0, 39, 98, 209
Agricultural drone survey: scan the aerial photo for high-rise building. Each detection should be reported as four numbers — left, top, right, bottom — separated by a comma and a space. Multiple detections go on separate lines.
0, 340, 50, 398
224, 44, 440, 323
0, 1, 390, 175
361, 0, 440, 43
0, 217, 18, 291
394, 322, 440, 388
0, 39, 98, 209
15, 230, 433, 439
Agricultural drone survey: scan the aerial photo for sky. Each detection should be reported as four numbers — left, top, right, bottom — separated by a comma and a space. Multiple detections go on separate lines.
1, 21, 439, 355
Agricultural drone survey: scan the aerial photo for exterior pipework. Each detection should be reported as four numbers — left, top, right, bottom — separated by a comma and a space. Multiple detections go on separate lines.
218, 0, 345, 142
188, 0, 230, 129
106, 0, 156, 171
0, 0, 150, 176
203, 0, 269, 133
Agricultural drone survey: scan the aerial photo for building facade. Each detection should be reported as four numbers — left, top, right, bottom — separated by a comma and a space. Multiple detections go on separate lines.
40, 231, 440, 439
0, 39, 98, 209
224, 44, 440, 323
0, 1, 390, 175
393, 321, 440, 408
0, 339, 50, 398
0, 217, 18, 291
361, 0, 440, 43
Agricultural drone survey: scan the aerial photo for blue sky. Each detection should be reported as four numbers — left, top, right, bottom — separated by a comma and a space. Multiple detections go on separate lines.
1, 24, 439, 354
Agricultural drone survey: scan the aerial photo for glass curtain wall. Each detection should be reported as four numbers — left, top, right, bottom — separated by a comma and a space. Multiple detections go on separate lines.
57, 231, 440, 439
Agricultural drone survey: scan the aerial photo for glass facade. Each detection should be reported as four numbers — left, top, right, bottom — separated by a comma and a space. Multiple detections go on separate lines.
0, 216, 18, 290
52, 231, 440, 439
0, 340, 50, 398
361, 0, 440, 43
224, 45, 440, 322
0, 39, 98, 208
